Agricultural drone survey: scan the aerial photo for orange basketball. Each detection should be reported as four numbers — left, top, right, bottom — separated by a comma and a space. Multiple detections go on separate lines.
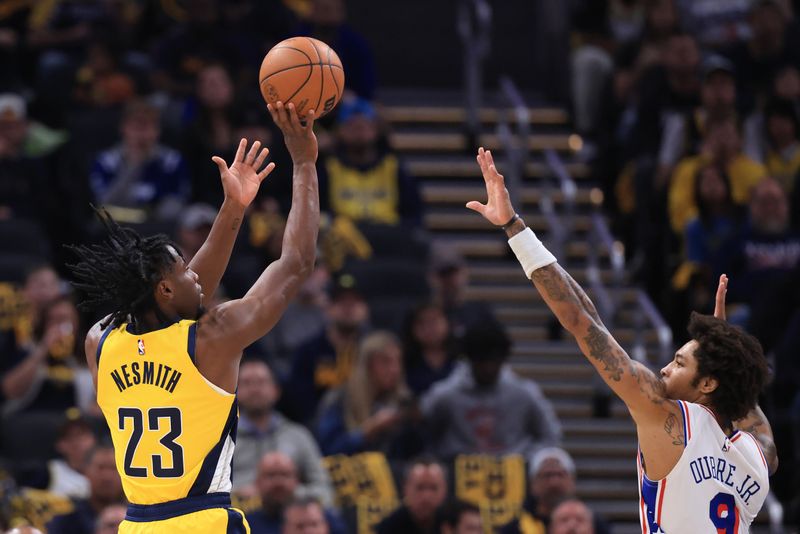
259, 37, 345, 118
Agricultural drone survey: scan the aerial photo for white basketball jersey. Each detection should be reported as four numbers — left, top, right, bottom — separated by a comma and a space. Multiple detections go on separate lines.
637, 400, 769, 533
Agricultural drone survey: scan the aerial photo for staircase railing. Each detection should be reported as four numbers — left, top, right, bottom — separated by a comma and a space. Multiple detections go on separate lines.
457, 0, 491, 145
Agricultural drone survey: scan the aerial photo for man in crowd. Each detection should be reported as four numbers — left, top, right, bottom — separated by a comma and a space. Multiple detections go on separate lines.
375, 458, 447, 534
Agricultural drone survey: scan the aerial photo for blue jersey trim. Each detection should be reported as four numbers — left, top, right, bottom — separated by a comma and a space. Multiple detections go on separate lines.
641, 475, 661, 532
95, 326, 115, 365
678, 400, 688, 448
187, 322, 197, 364
188, 399, 239, 496
226, 508, 248, 533
125, 492, 231, 522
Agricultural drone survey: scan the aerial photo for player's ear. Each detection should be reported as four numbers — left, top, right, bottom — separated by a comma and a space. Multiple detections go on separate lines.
698, 375, 719, 395
156, 279, 174, 301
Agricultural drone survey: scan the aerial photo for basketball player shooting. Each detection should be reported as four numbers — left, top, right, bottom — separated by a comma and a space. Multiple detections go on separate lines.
467, 148, 777, 533
68, 102, 318, 533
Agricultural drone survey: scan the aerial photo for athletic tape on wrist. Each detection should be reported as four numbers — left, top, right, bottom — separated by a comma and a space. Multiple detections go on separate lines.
508, 227, 557, 278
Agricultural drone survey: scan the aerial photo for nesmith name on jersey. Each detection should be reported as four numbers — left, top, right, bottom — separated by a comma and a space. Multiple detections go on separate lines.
689, 455, 762, 505
109, 361, 182, 394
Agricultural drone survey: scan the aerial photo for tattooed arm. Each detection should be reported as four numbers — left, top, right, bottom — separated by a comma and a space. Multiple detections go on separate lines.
466, 148, 672, 424
714, 275, 778, 475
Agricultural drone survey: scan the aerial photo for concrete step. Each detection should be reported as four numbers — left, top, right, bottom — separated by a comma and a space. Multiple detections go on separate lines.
577, 479, 638, 500
406, 157, 589, 180
444, 237, 608, 261
422, 184, 594, 206
390, 132, 575, 154
564, 439, 638, 459
561, 419, 636, 439
383, 105, 569, 126
472, 264, 618, 286
576, 458, 637, 479
424, 211, 593, 233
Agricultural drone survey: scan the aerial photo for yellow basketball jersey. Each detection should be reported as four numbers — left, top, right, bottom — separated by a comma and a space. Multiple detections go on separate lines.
96, 320, 237, 506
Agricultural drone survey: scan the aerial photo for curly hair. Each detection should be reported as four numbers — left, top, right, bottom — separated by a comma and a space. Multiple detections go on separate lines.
688, 312, 769, 423
66, 208, 180, 330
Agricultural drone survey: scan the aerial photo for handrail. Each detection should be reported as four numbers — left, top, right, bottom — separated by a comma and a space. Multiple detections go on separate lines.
635, 289, 673, 364
544, 148, 577, 233
457, 0, 491, 144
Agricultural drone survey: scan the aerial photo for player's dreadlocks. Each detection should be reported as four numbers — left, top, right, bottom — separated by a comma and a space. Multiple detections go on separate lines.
67, 208, 181, 330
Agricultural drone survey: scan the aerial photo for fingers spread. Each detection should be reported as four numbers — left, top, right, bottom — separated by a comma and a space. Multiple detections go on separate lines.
465, 200, 486, 215
254, 147, 270, 169
257, 161, 276, 181
245, 140, 261, 164
211, 155, 228, 173
234, 138, 247, 163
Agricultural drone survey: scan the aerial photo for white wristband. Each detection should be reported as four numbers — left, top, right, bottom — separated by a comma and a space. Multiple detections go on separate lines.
508, 227, 557, 278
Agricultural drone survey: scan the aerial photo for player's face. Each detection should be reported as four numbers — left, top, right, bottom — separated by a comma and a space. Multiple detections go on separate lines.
164, 246, 204, 320
660, 340, 705, 401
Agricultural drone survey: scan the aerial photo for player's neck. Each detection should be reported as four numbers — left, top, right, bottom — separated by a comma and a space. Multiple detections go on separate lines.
699, 401, 734, 435
131, 308, 179, 334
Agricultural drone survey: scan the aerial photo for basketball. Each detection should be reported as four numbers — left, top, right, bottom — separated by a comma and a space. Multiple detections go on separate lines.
259, 37, 345, 119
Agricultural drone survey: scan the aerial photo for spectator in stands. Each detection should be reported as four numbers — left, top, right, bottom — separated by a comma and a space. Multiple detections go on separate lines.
256, 263, 329, 377
71, 38, 135, 109
182, 62, 239, 206
728, 178, 800, 324
427, 245, 495, 341
724, 0, 800, 111
315, 331, 423, 458
500, 448, 610, 534
548, 499, 595, 534
282, 273, 369, 423
93, 503, 125, 534
233, 360, 333, 507
668, 116, 767, 234
375, 458, 447, 534
176, 203, 217, 262
318, 98, 421, 227
5, 528, 43, 534
46, 445, 124, 534
282, 497, 336, 534
0, 94, 49, 221
743, 64, 800, 162
1, 294, 94, 415
46, 415, 97, 499
293, 0, 376, 100
89, 99, 190, 220
675, 0, 752, 49
761, 98, 800, 191
151, 0, 247, 98
401, 302, 458, 396
245, 453, 344, 534
11, 264, 64, 350
658, 55, 739, 186
421, 321, 561, 461
439, 500, 483, 534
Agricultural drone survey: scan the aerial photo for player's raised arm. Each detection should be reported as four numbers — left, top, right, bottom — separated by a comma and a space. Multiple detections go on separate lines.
466, 148, 671, 423
713, 274, 778, 475
188, 138, 275, 302
197, 102, 319, 357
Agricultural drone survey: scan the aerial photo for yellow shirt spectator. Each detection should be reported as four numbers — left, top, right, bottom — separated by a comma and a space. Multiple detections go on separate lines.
668, 155, 766, 234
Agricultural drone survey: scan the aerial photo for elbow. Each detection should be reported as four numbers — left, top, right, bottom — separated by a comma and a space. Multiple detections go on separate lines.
561, 309, 593, 335
282, 250, 316, 280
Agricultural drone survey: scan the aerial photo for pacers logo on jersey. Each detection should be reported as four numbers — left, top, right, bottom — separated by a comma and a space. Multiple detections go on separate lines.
137, 339, 145, 355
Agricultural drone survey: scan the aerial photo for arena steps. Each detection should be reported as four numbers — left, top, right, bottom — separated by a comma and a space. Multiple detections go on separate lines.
406, 156, 590, 180
390, 131, 575, 154
382, 105, 568, 126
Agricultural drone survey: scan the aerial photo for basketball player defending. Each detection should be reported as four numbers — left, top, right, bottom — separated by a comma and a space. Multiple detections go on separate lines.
69, 102, 318, 533
467, 148, 777, 533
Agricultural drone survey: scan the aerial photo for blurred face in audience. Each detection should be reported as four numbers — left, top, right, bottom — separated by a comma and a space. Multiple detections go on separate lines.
432, 266, 469, 306
750, 3, 786, 43
198, 64, 233, 110
23, 266, 61, 311
122, 113, 160, 154
257, 453, 298, 511
86, 448, 123, 503
774, 66, 800, 100
338, 115, 379, 151
750, 179, 789, 234
368, 341, 403, 394
404, 464, 447, 524
312, 0, 345, 28
531, 458, 576, 509
701, 72, 736, 117
766, 114, 797, 149
326, 292, 368, 333
697, 166, 729, 208
95, 504, 126, 534
444, 510, 483, 534
646, 0, 677, 36
468, 355, 504, 387
56, 423, 97, 470
413, 305, 449, 350
664, 34, 699, 77
283, 503, 329, 534
704, 120, 741, 162
237, 361, 279, 417
0, 115, 27, 154
549, 500, 594, 534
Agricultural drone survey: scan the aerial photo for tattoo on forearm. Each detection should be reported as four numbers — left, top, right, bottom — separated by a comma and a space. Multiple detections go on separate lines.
531, 266, 572, 302
583, 324, 624, 381
566, 274, 602, 324
664, 412, 685, 446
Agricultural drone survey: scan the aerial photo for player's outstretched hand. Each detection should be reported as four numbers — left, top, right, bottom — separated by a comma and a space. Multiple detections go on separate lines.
714, 274, 728, 321
466, 147, 517, 226
267, 101, 318, 165
212, 138, 275, 210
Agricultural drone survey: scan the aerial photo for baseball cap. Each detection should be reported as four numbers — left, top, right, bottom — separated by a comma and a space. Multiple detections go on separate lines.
702, 55, 735, 81
0, 93, 26, 122
180, 203, 217, 231
329, 271, 364, 301
337, 97, 377, 124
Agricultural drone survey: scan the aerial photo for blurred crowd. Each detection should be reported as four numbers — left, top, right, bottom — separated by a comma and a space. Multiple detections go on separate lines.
0, 0, 798, 532
571, 0, 800, 519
